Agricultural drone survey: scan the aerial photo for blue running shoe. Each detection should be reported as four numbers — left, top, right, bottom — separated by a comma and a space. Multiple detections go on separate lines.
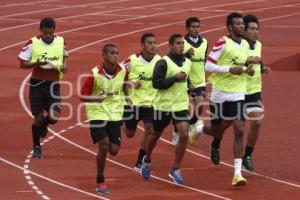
168, 168, 184, 184
32, 146, 43, 159
141, 156, 151, 180
96, 182, 110, 194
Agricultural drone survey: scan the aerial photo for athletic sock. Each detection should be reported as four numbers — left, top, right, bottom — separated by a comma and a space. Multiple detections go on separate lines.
97, 175, 105, 183
171, 167, 179, 172
244, 145, 254, 157
234, 158, 242, 176
174, 125, 178, 133
195, 123, 204, 135
31, 124, 41, 147
137, 149, 146, 162
144, 157, 151, 163
212, 138, 221, 149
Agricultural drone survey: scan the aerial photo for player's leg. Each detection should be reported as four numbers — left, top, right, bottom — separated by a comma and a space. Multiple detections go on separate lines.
141, 110, 170, 180
232, 101, 247, 186
169, 110, 189, 184
90, 120, 110, 194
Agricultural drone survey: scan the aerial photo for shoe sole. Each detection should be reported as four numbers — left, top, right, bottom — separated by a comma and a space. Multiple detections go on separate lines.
242, 165, 255, 172
96, 189, 110, 194
232, 180, 247, 186
133, 166, 141, 172
168, 173, 183, 185
141, 170, 150, 180
33, 155, 43, 159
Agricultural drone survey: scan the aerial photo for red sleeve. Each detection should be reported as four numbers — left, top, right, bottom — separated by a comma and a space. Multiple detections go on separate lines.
207, 56, 217, 64
80, 74, 94, 102
214, 38, 226, 47
21, 39, 32, 51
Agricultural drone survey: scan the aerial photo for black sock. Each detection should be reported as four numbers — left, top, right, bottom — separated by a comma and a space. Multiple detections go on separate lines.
42, 116, 49, 127
97, 175, 105, 183
32, 124, 41, 147
172, 167, 179, 171
212, 138, 221, 149
189, 113, 198, 125
244, 145, 254, 157
144, 158, 151, 163
137, 149, 146, 161
174, 125, 178, 133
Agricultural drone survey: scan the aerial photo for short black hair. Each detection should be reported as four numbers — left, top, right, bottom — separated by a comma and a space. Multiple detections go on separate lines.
226, 12, 243, 27
185, 17, 200, 28
141, 33, 155, 44
244, 14, 259, 31
40, 17, 55, 29
169, 33, 182, 45
102, 43, 117, 54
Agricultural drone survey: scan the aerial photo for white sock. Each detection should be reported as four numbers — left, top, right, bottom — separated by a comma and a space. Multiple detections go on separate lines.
234, 158, 242, 176
195, 124, 204, 135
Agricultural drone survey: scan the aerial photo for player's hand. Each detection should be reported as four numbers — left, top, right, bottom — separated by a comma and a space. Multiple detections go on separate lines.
246, 56, 261, 64
61, 63, 68, 73
245, 65, 255, 76
187, 48, 194, 57
125, 96, 133, 106
133, 80, 141, 89
175, 71, 187, 81
229, 66, 244, 75
262, 66, 271, 74
36, 59, 48, 67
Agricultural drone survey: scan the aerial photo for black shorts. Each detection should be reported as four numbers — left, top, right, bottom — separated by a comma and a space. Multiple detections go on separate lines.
209, 100, 245, 126
123, 105, 154, 131
153, 110, 189, 132
245, 92, 263, 108
89, 120, 122, 145
29, 78, 61, 116
188, 86, 206, 98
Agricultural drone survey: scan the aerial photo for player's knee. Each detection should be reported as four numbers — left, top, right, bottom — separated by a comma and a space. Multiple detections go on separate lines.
48, 118, 58, 124
251, 119, 261, 128
235, 126, 244, 137
98, 140, 109, 152
124, 129, 135, 138
109, 146, 120, 156
34, 115, 44, 127
179, 134, 189, 142
144, 124, 153, 135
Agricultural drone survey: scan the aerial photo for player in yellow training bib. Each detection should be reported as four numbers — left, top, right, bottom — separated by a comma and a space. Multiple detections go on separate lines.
171, 17, 208, 146
18, 18, 68, 159
190, 12, 261, 186
141, 34, 192, 185
122, 33, 161, 171
80, 44, 129, 194
243, 14, 271, 172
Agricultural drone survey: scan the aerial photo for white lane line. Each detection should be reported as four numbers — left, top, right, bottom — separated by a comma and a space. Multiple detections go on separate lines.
0, 0, 129, 18
0, 0, 201, 32
28, 181, 34, 185
0, 157, 110, 200
0, 0, 60, 8
0, 0, 270, 52
91, 13, 142, 17
0, 0, 263, 32
263, 25, 300, 28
